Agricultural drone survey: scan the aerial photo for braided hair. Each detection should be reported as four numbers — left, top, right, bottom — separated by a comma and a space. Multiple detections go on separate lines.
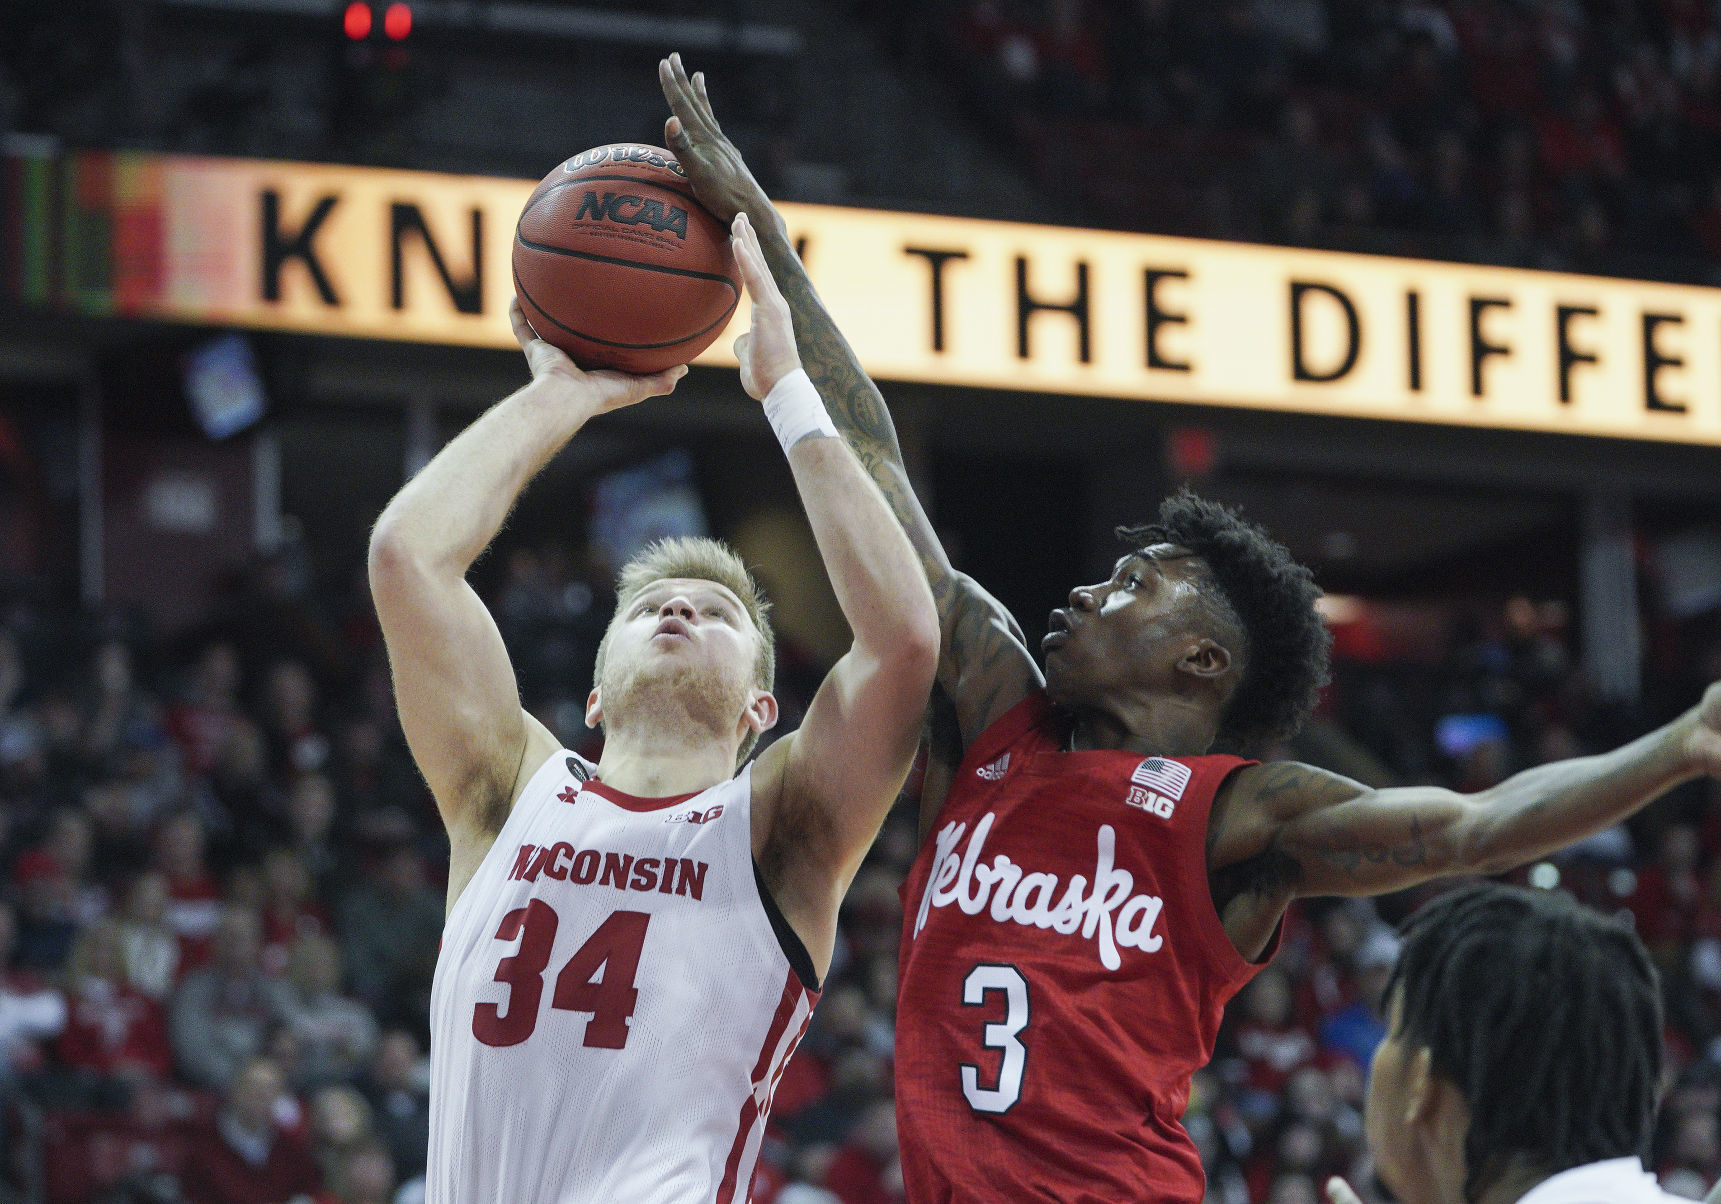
1117, 490, 1329, 753
1386, 883, 1663, 1201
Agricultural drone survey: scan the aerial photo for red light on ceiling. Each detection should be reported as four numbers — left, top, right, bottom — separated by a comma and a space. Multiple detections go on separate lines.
343, 1, 371, 38
384, 2, 412, 39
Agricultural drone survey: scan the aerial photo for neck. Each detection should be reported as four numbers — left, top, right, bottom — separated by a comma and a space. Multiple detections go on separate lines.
1474, 1160, 1557, 1204
595, 724, 738, 798
1065, 693, 1218, 757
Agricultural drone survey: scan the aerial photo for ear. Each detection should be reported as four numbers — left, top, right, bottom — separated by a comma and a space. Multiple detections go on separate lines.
1403, 1045, 1433, 1125
1412, 1048, 1473, 1153
742, 690, 779, 736
1178, 638, 1232, 681
585, 688, 604, 730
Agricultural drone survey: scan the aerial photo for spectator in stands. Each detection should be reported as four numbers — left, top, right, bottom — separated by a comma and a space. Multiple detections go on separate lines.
259, 847, 331, 976
151, 809, 223, 967
824, 1097, 904, 1204
0, 899, 64, 1089
54, 918, 172, 1091
116, 869, 179, 1001
178, 1055, 320, 1204
318, 1138, 396, 1204
284, 772, 341, 891
169, 906, 288, 1090
261, 659, 330, 779
359, 1029, 428, 1182
336, 841, 440, 1031
308, 1084, 376, 1185
279, 933, 376, 1091
167, 641, 244, 781
13, 805, 99, 970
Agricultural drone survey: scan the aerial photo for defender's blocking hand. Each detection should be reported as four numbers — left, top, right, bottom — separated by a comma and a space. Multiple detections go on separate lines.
659, 53, 780, 235
509, 298, 685, 414
730, 213, 800, 401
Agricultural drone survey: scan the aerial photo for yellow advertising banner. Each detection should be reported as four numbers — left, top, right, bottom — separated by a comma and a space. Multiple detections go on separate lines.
12, 150, 1721, 445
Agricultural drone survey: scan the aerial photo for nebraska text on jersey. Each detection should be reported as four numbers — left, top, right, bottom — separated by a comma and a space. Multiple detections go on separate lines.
914, 812, 1165, 971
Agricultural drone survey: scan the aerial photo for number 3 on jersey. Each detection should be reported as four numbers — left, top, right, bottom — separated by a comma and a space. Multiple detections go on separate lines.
960, 964, 1029, 1114
472, 900, 651, 1049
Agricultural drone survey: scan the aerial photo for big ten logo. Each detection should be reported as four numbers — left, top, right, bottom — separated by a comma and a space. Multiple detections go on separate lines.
665, 804, 725, 826
1125, 786, 1176, 820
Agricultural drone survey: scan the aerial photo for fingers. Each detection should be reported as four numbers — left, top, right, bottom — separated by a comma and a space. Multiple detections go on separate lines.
693, 70, 723, 133
660, 52, 719, 137
1325, 1177, 1364, 1204
508, 298, 540, 354
730, 213, 783, 307
641, 364, 688, 398
594, 363, 688, 407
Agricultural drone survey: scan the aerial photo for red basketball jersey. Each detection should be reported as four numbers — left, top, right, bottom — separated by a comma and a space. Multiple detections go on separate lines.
895, 692, 1273, 1203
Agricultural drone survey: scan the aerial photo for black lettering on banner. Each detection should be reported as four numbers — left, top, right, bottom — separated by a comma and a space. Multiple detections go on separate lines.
1405, 291, 1423, 392
1468, 296, 1512, 397
1144, 269, 1191, 372
1642, 312, 1688, 413
261, 191, 339, 305
1556, 305, 1600, 405
390, 203, 483, 314
1016, 257, 1091, 363
1289, 281, 1361, 383
904, 247, 970, 353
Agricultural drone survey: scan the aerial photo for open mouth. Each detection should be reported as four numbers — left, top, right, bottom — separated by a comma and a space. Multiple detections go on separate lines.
653, 617, 692, 640
1043, 609, 1073, 651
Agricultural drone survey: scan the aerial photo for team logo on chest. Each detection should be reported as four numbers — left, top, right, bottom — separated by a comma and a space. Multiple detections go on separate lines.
1125, 757, 1190, 819
914, 813, 1166, 971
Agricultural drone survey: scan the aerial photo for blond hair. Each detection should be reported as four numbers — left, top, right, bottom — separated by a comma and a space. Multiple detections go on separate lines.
593, 537, 776, 763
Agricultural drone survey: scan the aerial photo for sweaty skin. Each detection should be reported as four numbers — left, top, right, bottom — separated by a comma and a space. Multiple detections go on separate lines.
658, 53, 1721, 962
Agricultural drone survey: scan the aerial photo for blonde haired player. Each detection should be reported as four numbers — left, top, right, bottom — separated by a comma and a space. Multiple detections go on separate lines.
368, 212, 939, 1202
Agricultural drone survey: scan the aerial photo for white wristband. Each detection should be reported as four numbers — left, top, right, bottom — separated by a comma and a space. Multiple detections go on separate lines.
761, 368, 838, 451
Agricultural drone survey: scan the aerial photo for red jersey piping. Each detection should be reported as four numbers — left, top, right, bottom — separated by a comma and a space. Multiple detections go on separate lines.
581, 779, 703, 813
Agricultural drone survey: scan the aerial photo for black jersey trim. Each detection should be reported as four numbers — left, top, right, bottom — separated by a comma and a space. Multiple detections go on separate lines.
752, 859, 821, 993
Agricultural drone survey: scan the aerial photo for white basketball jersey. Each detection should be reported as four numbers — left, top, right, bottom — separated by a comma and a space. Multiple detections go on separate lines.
427, 752, 819, 1204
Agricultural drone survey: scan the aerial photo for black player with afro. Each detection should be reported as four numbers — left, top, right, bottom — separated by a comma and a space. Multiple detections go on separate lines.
1118, 489, 1331, 753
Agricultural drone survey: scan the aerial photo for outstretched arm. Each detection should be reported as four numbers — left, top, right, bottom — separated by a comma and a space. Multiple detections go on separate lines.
1214, 684, 1721, 900
725, 212, 940, 974
368, 304, 683, 856
659, 54, 1042, 768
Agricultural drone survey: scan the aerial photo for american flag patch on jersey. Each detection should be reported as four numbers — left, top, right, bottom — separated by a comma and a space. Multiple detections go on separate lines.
1131, 757, 1192, 800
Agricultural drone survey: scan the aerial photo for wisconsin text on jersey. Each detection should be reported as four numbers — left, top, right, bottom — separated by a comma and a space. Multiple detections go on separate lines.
506, 841, 711, 900
914, 814, 1167, 970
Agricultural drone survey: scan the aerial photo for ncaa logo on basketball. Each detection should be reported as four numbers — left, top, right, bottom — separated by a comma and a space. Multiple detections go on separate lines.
573, 191, 691, 239
1126, 758, 1190, 819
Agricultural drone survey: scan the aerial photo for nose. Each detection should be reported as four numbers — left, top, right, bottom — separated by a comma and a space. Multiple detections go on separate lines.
658, 596, 695, 620
1069, 585, 1097, 611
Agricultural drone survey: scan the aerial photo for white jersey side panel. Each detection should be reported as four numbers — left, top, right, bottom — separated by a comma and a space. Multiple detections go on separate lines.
427, 753, 816, 1204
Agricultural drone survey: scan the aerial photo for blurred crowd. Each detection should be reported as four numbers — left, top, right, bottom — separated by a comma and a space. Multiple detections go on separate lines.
0, 520, 1718, 1204
907, 0, 1721, 283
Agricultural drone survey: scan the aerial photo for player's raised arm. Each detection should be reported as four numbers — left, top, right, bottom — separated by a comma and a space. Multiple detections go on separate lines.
659, 53, 1042, 758
725, 212, 939, 971
368, 304, 684, 862
1215, 682, 1721, 906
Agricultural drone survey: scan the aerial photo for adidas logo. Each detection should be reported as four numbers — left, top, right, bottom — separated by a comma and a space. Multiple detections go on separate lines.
976, 753, 1010, 782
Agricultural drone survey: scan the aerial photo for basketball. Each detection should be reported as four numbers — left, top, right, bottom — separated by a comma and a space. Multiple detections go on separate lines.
512, 144, 740, 374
